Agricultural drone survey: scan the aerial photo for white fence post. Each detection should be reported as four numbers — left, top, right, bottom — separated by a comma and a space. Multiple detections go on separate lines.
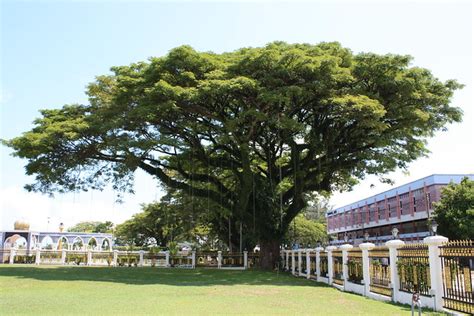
87, 249, 92, 266
139, 250, 144, 267
291, 250, 296, 275
9, 248, 15, 264
165, 251, 170, 267
385, 239, 405, 302
315, 246, 323, 279
217, 251, 222, 269
61, 249, 66, 265
340, 244, 353, 288
359, 242, 375, 296
35, 248, 41, 265
326, 246, 337, 284
192, 251, 196, 269
113, 250, 118, 267
243, 251, 248, 269
298, 250, 303, 277
285, 250, 289, 271
306, 249, 311, 279
424, 235, 448, 311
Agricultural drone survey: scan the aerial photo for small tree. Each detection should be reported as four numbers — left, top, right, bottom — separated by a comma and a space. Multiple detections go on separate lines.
433, 177, 474, 239
67, 221, 114, 233
285, 214, 327, 247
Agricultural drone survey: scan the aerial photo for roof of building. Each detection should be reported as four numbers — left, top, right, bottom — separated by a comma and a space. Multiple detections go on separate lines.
327, 174, 474, 216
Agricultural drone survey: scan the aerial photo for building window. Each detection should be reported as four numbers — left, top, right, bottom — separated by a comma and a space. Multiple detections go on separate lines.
413, 196, 417, 212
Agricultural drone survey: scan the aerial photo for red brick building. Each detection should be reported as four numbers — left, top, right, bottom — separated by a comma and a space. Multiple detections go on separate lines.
326, 174, 474, 245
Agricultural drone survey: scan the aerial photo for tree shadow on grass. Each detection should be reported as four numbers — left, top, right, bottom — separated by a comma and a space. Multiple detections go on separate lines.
331, 286, 445, 315
0, 265, 333, 287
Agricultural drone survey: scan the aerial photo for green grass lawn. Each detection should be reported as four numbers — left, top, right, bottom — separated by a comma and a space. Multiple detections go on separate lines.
0, 265, 443, 315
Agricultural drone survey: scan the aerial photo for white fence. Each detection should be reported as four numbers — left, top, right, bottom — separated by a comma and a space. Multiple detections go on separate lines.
281, 235, 452, 312
2, 249, 255, 270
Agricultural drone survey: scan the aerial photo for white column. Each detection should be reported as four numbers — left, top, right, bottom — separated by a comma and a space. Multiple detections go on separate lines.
217, 251, 222, 269
165, 251, 170, 267
340, 244, 353, 287
359, 242, 375, 296
61, 249, 67, 265
9, 248, 16, 264
87, 249, 92, 266
385, 239, 405, 302
243, 251, 248, 269
139, 250, 144, 267
35, 248, 41, 265
291, 250, 296, 275
424, 235, 448, 311
315, 247, 323, 278
306, 249, 311, 279
298, 250, 303, 276
326, 246, 337, 284
285, 250, 289, 270
192, 251, 196, 269
113, 250, 118, 267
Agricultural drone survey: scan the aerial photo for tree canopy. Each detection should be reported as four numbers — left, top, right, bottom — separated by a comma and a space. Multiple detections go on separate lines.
433, 177, 474, 239
67, 221, 114, 233
114, 192, 218, 249
4, 42, 462, 268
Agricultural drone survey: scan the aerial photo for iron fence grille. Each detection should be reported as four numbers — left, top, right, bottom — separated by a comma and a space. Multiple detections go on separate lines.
320, 252, 328, 278
12, 249, 36, 264
65, 251, 88, 265
397, 243, 431, 296
170, 254, 193, 267
369, 246, 392, 297
247, 252, 259, 268
40, 250, 63, 265
301, 252, 308, 274
143, 252, 167, 267
195, 251, 218, 267
347, 248, 363, 285
294, 252, 300, 273
309, 252, 317, 279
440, 240, 474, 315
333, 250, 343, 285
116, 252, 140, 267
90, 251, 113, 266
221, 252, 244, 267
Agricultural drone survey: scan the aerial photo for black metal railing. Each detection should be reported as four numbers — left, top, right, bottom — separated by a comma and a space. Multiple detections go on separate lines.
320, 252, 328, 278
370, 247, 392, 297
347, 248, 363, 285
440, 240, 473, 315
397, 244, 431, 296
333, 250, 344, 285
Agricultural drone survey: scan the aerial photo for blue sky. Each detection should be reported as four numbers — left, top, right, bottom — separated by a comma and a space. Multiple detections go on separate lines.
1, 0, 473, 231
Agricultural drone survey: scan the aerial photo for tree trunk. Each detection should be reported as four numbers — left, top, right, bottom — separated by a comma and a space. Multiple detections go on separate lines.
259, 239, 281, 270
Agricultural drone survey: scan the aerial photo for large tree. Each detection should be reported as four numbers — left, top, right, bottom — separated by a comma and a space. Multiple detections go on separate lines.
4, 42, 462, 268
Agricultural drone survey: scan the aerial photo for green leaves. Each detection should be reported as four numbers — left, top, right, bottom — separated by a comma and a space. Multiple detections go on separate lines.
434, 178, 474, 239
3, 41, 463, 253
